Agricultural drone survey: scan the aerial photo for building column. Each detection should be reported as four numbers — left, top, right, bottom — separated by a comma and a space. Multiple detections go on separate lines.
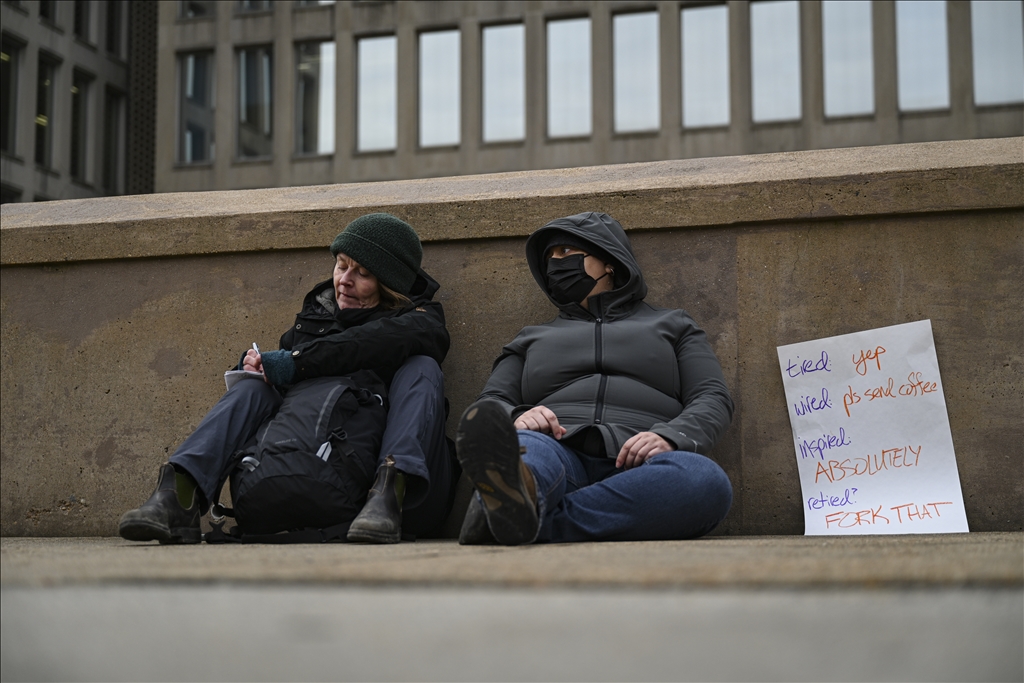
524, 4, 545, 170
659, 0, 682, 161
272, 1, 293, 188
333, 1, 354, 184
802, 0, 824, 150
728, 0, 752, 155
873, 0, 899, 144
459, 10, 481, 176
947, 0, 975, 139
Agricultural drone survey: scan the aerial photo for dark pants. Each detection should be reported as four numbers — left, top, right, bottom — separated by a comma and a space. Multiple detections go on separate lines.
169, 356, 452, 536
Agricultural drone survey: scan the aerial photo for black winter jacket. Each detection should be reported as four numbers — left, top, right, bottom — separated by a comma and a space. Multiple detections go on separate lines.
279, 269, 450, 386
479, 212, 733, 458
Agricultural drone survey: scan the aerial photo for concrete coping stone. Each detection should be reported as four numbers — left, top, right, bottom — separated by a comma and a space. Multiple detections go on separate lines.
2, 138, 1022, 266
1, 533, 1021, 589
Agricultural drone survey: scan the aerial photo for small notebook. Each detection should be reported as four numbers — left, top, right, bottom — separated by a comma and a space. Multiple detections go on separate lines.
224, 370, 266, 391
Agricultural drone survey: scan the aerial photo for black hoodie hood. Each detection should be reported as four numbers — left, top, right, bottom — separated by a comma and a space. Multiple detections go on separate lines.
526, 212, 647, 319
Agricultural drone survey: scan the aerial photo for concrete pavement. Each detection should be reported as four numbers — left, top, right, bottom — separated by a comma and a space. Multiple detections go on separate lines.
2, 533, 1021, 681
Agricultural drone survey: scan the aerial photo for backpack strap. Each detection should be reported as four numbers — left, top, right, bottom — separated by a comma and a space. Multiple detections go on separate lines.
204, 519, 353, 544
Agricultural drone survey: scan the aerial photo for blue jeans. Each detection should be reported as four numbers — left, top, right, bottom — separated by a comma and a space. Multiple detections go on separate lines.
518, 430, 732, 543
169, 356, 452, 536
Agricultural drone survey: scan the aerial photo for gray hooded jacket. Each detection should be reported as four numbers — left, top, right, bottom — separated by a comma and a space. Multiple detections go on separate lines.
479, 212, 734, 458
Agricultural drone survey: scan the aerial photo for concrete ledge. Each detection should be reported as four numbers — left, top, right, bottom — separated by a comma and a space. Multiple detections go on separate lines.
1, 533, 1021, 589
2, 138, 1021, 265
2, 138, 1022, 537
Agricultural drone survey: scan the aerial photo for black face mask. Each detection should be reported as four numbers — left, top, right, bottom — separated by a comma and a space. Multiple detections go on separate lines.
546, 254, 608, 306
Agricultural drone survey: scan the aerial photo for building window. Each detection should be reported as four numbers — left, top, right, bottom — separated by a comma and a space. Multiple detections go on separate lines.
822, 0, 874, 117
73, 0, 90, 42
1, 36, 19, 154
357, 34, 397, 152
181, 1, 214, 18
238, 0, 272, 12
419, 29, 460, 148
971, 0, 1024, 106
547, 17, 591, 138
482, 23, 525, 143
106, 0, 123, 57
34, 54, 57, 167
70, 70, 92, 181
238, 45, 273, 159
613, 11, 659, 133
178, 51, 214, 163
295, 0, 334, 6
103, 88, 123, 193
751, 0, 802, 123
1, 183, 21, 204
39, 0, 56, 22
895, 0, 949, 111
296, 41, 335, 155
682, 4, 730, 129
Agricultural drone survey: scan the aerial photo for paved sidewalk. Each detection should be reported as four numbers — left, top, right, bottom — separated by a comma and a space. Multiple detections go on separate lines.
2, 533, 1022, 682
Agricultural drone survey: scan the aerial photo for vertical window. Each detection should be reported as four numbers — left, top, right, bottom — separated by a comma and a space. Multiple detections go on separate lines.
822, 0, 874, 117
971, 0, 1024, 106
682, 4, 730, 128
751, 0, 802, 122
238, 45, 273, 158
74, 0, 90, 41
181, 1, 214, 18
39, 1, 56, 22
483, 23, 525, 142
238, 0, 271, 12
419, 29, 460, 147
357, 35, 397, 152
70, 70, 92, 180
178, 51, 214, 163
1, 37, 19, 154
103, 88, 123, 193
895, 0, 949, 111
613, 12, 660, 133
34, 55, 57, 167
295, 0, 335, 6
0, 183, 21, 204
547, 17, 591, 137
106, 0, 123, 57
296, 41, 335, 155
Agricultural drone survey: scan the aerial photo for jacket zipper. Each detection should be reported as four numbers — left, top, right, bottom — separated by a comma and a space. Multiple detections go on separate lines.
593, 303, 607, 425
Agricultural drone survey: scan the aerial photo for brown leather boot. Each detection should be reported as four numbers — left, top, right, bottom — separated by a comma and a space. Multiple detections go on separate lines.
347, 455, 403, 543
118, 464, 202, 544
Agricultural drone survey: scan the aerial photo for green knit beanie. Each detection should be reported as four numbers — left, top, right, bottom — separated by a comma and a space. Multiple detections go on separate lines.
329, 213, 423, 295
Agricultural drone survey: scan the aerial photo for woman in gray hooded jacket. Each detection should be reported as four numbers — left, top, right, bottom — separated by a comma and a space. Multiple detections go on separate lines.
456, 212, 733, 544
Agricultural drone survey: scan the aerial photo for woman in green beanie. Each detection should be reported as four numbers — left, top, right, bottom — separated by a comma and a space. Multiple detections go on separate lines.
119, 213, 454, 544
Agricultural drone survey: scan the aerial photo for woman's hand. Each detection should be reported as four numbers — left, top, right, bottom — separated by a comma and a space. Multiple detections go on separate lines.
616, 432, 673, 470
514, 406, 567, 439
242, 349, 265, 376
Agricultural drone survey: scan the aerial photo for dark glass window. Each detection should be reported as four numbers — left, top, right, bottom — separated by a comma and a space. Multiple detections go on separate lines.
39, 1, 55, 22
237, 45, 273, 158
0, 183, 21, 204
239, 0, 272, 12
74, 0, 90, 41
295, 41, 335, 154
34, 55, 57, 167
181, 1, 214, 18
1, 37, 19, 154
178, 51, 215, 163
106, 1, 123, 56
70, 70, 92, 180
103, 88, 123, 193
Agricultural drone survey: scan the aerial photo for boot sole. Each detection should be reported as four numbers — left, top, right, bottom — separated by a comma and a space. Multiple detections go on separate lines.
455, 400, 538, 545
119, 518, 201, 545
346, 527, 400, 544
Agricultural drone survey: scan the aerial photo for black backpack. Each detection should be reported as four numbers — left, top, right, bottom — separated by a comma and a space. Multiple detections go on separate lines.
207, 370, 388, 543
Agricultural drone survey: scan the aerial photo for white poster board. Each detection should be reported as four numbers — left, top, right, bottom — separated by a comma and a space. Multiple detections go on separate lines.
777, 320, 969, 535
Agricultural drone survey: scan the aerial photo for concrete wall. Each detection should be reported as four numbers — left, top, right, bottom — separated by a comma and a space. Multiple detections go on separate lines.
2, 138, 1022, 537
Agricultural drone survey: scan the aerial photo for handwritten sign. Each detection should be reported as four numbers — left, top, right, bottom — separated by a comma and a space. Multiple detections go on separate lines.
777, 320, 968, 535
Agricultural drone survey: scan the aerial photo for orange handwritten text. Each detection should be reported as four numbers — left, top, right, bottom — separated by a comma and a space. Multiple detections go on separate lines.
814, 445, 922, 484
842, 372, 940, 417
842, 385, 861, 417
824, 505, 890, 529
852, 346, 886, 376
890, 501, 953, 523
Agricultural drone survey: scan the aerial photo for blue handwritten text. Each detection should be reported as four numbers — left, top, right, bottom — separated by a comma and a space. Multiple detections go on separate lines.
798, 428, 852, 460
793, 388, 833, 416
786, 351, 832, 378
807, 488, 858, 511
